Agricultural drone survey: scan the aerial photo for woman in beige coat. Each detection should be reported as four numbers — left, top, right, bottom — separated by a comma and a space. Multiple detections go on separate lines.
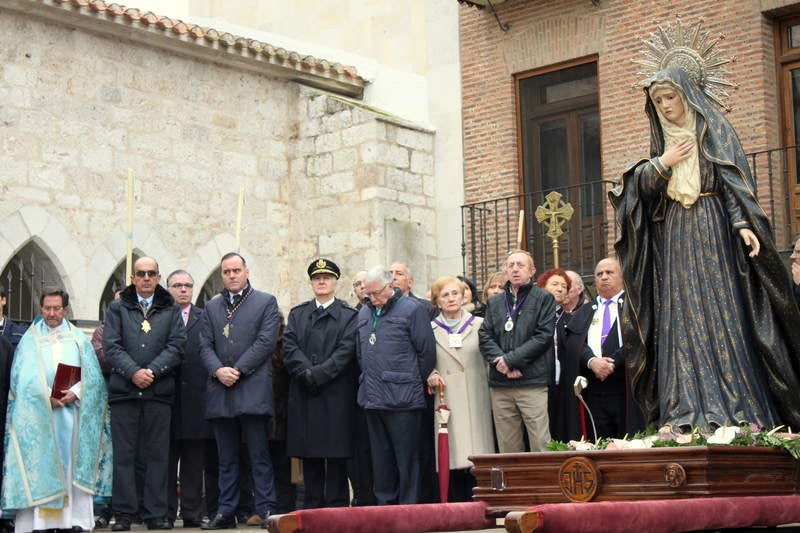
427, 276, 494, 501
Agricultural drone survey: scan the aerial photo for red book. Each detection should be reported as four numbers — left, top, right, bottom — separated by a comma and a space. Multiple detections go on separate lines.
51, 363, 81, 398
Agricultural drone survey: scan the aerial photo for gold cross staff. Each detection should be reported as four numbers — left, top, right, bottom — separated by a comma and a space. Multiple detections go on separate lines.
535, 191, 574, 268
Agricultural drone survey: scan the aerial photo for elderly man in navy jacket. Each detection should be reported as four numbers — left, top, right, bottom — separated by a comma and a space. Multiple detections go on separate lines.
199, 253, 280, 530
357, 266, 436, 505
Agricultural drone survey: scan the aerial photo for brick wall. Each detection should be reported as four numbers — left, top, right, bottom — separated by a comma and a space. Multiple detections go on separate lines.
460, 0, 799, 261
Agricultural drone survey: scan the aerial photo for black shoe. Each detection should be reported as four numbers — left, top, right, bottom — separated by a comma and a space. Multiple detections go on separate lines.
146, 518, 173, 530
111, 518, 132, 532
182, 518, 203, 528
95, 517, 110, 529
260, 513, 270, 530
201, 514, 235, 530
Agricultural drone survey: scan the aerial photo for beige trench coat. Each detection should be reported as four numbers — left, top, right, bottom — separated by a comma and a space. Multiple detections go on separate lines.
430, 312, 495, 470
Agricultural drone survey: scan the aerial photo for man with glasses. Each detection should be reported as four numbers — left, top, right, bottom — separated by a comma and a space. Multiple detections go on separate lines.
356, 266, 435, 504
2, 288, 112, 533
166, 270, 218, 528
104, 257, 186, 531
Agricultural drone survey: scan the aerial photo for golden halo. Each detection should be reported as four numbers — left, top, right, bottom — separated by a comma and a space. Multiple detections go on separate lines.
633, 18, 736, 110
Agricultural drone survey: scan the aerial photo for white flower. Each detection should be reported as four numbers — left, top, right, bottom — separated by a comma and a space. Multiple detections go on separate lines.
707, 426, 739, 444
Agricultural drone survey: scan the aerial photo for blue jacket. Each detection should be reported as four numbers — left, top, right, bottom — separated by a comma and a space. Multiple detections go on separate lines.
0, 318, 25, 350
356, 289, 436, 411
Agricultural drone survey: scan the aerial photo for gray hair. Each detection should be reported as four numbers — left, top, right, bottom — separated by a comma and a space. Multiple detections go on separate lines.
365, 266, 393, 285
166, 269, 194, 286
566, 270, 584, 291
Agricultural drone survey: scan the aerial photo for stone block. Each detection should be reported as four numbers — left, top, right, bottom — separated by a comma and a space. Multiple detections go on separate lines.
307, 153, 332, 177
0, 156, 28, 183
320, 171, 354, 196
315, 131, 342, 153
333, 148, 358, 172
80, 146, 113, 173
259, 157, 289, 181
221, 151, 258, 177
410, 151, 434, 176
397, 191, 427, 206
130, 134, 173, 161
386, 167, 422, 192
378, 143, 409, 168
396, 127, 434, 152
343, 121, 385, 147
28, 162, 65, 190
321, 109, 353, 132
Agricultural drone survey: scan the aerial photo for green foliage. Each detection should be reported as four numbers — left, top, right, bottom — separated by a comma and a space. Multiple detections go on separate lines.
547, 440, 570, 451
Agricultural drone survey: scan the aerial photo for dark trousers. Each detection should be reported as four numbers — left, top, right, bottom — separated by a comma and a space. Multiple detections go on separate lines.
212, 415, 277, 517
269, 440, 296, 514
585, 392, 626, 441
111, 400, 171, 520
365, 409, 422, 505
346, 407, 376, 506
168, 438, 219, 521
302, 458, 348, 509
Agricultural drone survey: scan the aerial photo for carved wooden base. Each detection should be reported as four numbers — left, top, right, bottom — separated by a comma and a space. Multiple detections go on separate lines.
470, 445, 800, 516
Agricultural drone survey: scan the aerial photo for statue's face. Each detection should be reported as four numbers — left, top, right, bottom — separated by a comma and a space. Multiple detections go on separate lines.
651, 87, 686, 124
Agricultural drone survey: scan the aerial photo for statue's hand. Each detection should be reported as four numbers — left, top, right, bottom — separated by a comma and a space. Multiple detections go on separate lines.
660, 139, 694, 168
739, 228, 760, 257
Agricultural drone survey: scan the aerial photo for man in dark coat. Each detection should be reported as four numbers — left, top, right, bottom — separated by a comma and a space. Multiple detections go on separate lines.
284, 258, 358, 509
478, 249, 555, 453
166, 270, 218, 527
104, 256, 187, 531
357, 266, 436, 505
199, 253, 280, 530
0, 289, 25, 350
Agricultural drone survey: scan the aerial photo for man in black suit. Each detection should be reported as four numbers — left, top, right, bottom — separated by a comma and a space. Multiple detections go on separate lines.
563, 258, 628, 441
166, 270, 218, 528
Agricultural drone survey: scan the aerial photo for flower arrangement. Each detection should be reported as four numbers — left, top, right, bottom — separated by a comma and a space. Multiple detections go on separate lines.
547, 424, 800, 460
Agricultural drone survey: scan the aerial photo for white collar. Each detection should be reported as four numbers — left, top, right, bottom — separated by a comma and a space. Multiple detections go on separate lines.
315, 298, 334, 310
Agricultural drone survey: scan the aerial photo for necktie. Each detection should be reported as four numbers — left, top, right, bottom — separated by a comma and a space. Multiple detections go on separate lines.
141, 300, 149, 311
232, 294, 242, 306
601, 299, 613, 344
182, 309, 189, 326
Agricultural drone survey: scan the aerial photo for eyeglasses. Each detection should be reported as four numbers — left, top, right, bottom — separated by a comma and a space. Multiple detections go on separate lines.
135, 270, 159, 278
170, 283, 193, 289
365, 283, 390, 298
42, 305, 63, 312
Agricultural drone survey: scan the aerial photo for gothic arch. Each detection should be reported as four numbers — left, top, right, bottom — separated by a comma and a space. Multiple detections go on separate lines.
0, 206, 83, 318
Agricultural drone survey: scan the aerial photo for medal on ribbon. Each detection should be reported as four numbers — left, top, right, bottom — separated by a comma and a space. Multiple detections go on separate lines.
141, 319, 151, 333
369, 332, 377, 345
223, 323, 231, 338
503, 292, 528, 333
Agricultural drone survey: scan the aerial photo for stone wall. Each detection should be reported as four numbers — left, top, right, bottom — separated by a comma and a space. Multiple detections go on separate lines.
0, 7, 436, 319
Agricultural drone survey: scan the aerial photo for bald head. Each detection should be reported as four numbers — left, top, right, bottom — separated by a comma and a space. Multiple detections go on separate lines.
594, 258, 622, 299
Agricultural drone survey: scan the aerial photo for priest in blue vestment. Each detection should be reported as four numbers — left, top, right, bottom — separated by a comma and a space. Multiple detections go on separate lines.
1, 288, 112, 532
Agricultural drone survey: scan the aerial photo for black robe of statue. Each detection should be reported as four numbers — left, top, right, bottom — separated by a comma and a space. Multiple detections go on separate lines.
610, 67, 800, 431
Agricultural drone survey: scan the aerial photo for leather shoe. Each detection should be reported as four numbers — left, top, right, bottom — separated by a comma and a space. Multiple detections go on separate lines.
111, 518, 132, 532
201, 514, 235, 530
146, 518, 173, 530
260, 513, 270, 529
182, 518, 204, 528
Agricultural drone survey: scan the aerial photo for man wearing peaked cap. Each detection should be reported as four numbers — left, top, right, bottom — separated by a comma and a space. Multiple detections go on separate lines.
283, 258, 358, 508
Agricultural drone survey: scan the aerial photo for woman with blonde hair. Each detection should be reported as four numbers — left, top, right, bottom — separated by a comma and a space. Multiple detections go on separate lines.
427, 275, 493, 501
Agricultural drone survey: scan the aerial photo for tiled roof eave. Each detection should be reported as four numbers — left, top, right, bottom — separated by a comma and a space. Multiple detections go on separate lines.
3, 0, 367, 98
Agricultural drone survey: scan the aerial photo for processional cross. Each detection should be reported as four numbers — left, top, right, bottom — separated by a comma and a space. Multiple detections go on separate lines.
534, 191, 574, 269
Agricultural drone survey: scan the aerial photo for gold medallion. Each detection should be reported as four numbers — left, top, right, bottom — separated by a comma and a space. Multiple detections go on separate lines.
141, 319, 151, 333
368, 332, 376, 345
223, 323, 230, 338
